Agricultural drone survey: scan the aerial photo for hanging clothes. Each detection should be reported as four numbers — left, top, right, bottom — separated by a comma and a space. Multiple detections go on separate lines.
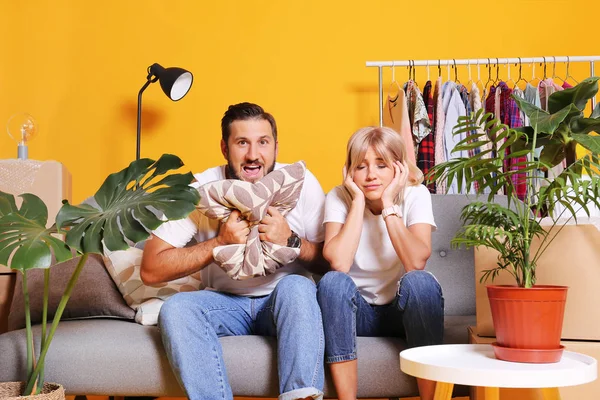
499, 81, 527, 201
418, 80, 436, 193
441, 81, 468, 194
434, 76, 447, 194
383, 88, 417, 164
539, 78, 563, 111
470, 83, 492, 159
405, 80, 432, 146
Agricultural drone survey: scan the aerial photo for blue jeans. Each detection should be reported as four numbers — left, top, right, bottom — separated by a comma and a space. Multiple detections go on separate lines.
159, 275, 325, 400
316, 270, 444, 363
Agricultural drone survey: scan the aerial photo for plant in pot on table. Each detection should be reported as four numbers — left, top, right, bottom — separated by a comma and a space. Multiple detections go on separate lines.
0, 154, 200, 398
428, 77, 600, 363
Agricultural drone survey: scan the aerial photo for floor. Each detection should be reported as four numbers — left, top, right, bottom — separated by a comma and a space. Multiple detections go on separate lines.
67, 397, 470, 400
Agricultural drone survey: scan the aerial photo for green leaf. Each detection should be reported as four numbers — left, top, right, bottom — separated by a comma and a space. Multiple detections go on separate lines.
540, 143, 566, 166
571, 118, 600, 135
592, 104, 600, 119
529, 104, 578, 135
512, 94, 547, 120
572, 134, 600, 154
0, 191, 18, 217
548, 77, 599, 113
56, 154, 200, 254
0, 198, 73, 272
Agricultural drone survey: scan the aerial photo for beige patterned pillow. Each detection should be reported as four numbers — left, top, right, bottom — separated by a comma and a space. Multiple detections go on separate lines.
103, 247, 203, 325
196, 161, 305, 280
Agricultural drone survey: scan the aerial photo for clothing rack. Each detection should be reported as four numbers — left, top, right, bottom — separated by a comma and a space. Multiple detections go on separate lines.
366, 56, 600, 126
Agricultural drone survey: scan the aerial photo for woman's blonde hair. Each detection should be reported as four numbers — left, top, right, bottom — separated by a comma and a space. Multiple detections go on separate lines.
345, 127, 423, 203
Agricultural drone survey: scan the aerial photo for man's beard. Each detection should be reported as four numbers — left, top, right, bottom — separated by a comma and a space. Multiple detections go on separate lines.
226, 160, 276, 182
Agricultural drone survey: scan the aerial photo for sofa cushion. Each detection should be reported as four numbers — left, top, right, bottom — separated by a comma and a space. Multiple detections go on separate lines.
8, 254, 135, 331
103, 247, 203, 326
0, 316, 474, 397
429, 194, 508, 316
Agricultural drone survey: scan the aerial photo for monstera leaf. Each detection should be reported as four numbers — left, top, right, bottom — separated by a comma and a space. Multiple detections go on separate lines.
56, 154, 200, 254
0, 193, 72, 272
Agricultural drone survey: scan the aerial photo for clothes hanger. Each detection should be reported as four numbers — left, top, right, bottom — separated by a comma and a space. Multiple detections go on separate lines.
504, 61, 516, 89
453, 59, 461, 85
565, 56, 579, 84
529, 60, 541, 86
492, 58, 500, 86
515, 58, 527, 89
426, 60, 431, 82
474, 59, 485, 93
388, 61, 402, 97
484, 58, 494, 91
542, 56, 548, 80
466, 60, 473, 87
552, 56, 566, 85
438, 59, 442, 78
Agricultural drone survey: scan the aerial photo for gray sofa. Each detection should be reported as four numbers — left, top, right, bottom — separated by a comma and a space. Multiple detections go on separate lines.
0, 194, 486, 398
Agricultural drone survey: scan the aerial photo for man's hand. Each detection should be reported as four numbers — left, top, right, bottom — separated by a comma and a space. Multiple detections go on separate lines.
217, 209, 250, 245
258, 207, 292, 246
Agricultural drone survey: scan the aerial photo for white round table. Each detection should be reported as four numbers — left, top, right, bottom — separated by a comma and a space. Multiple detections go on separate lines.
400, 344, 597, 400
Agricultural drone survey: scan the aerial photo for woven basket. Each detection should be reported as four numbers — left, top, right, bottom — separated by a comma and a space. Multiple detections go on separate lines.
0, 382, 64, 400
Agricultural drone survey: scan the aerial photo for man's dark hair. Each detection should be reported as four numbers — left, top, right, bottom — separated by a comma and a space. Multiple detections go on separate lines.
221, 102, 277, 143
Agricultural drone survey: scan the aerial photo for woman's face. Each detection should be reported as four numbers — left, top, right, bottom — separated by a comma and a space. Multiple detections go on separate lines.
352, 146, 395, 201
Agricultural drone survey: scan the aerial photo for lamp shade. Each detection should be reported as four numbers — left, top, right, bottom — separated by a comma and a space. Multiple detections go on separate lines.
149, 63, 193, 101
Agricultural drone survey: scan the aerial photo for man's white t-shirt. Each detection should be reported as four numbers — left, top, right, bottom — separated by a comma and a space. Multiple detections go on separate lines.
324, 184, 437, 305
153, 162, 325, 297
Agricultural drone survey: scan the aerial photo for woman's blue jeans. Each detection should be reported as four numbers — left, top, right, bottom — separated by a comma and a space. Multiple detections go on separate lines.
316, 270, 444, 363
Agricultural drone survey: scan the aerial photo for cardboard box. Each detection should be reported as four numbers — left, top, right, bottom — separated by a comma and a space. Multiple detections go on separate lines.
0, 273, 16, 334
0, 159, 71, 228
0, 160, 71, 331
475, 223, 600, 340
469, 326, 600, 400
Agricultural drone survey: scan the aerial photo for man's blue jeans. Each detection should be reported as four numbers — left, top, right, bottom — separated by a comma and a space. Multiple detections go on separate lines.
159, 274, 325, 400
316, 270, 444, 363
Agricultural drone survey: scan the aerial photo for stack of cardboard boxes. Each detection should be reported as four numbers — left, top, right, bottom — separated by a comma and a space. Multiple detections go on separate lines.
472, 223, 600, 399
0, 160, 71, 333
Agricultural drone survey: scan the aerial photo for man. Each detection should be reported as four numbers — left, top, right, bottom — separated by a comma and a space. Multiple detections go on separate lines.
141, 102, 327, 400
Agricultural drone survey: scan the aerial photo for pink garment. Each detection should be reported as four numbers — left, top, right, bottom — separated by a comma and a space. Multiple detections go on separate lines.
539, 78, 563, 111
383, 88, 417, 164
433, 77, 446, 194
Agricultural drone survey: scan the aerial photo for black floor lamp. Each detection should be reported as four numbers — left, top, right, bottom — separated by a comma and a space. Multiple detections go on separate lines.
136, 63, 193, 160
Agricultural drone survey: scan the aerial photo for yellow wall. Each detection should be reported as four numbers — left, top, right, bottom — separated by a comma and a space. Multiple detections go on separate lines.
0, 1, 597, 202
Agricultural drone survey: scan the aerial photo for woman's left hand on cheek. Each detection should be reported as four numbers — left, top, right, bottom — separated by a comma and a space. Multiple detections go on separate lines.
382, 161, 408, 206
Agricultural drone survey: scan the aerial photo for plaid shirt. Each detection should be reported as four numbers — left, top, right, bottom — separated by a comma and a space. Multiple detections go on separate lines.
418, 80, 436, 193
499, 82, 527, 201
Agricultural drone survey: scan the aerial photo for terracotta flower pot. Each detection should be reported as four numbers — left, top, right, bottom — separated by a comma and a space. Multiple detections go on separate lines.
0, 382, 65, 400
487, 285, 568, 363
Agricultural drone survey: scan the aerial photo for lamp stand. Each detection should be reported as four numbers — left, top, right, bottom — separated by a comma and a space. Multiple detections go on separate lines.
136, 71, 158, 161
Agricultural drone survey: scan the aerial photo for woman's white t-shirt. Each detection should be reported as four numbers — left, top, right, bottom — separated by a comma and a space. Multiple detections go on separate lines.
324, 184, 437, 305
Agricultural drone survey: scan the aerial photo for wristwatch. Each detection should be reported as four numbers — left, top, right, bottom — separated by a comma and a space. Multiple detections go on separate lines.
381, 204, 402, 220
287, 231, 302, 248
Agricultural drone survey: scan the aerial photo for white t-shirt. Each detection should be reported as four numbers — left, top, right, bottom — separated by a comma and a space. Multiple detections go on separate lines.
324, 184, 437, 305
153, 163, 325, 297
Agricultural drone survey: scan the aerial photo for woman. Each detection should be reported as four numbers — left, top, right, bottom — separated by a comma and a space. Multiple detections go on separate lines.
318, 126, 443, 400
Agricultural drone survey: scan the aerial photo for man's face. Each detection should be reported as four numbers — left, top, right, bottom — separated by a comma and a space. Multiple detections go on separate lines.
221, 118, 278, 183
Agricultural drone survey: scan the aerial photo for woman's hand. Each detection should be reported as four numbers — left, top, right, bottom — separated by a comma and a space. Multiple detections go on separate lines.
343, 166, 364, 202
381, 161, 409, 208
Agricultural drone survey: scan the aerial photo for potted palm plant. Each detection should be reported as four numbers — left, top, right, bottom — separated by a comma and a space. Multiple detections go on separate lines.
428, 77, 600, 363
0, 154, 200, 398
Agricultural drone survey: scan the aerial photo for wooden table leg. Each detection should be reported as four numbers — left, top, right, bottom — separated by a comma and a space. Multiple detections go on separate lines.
483, 387, 500, 400
433, 381, 454, 400
541, 387, 561, 400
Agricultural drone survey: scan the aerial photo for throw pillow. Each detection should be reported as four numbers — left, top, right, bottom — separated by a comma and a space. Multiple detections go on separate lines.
196, 161, 305, 280
8, 254, 135, 331
103, 247, 203, 325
